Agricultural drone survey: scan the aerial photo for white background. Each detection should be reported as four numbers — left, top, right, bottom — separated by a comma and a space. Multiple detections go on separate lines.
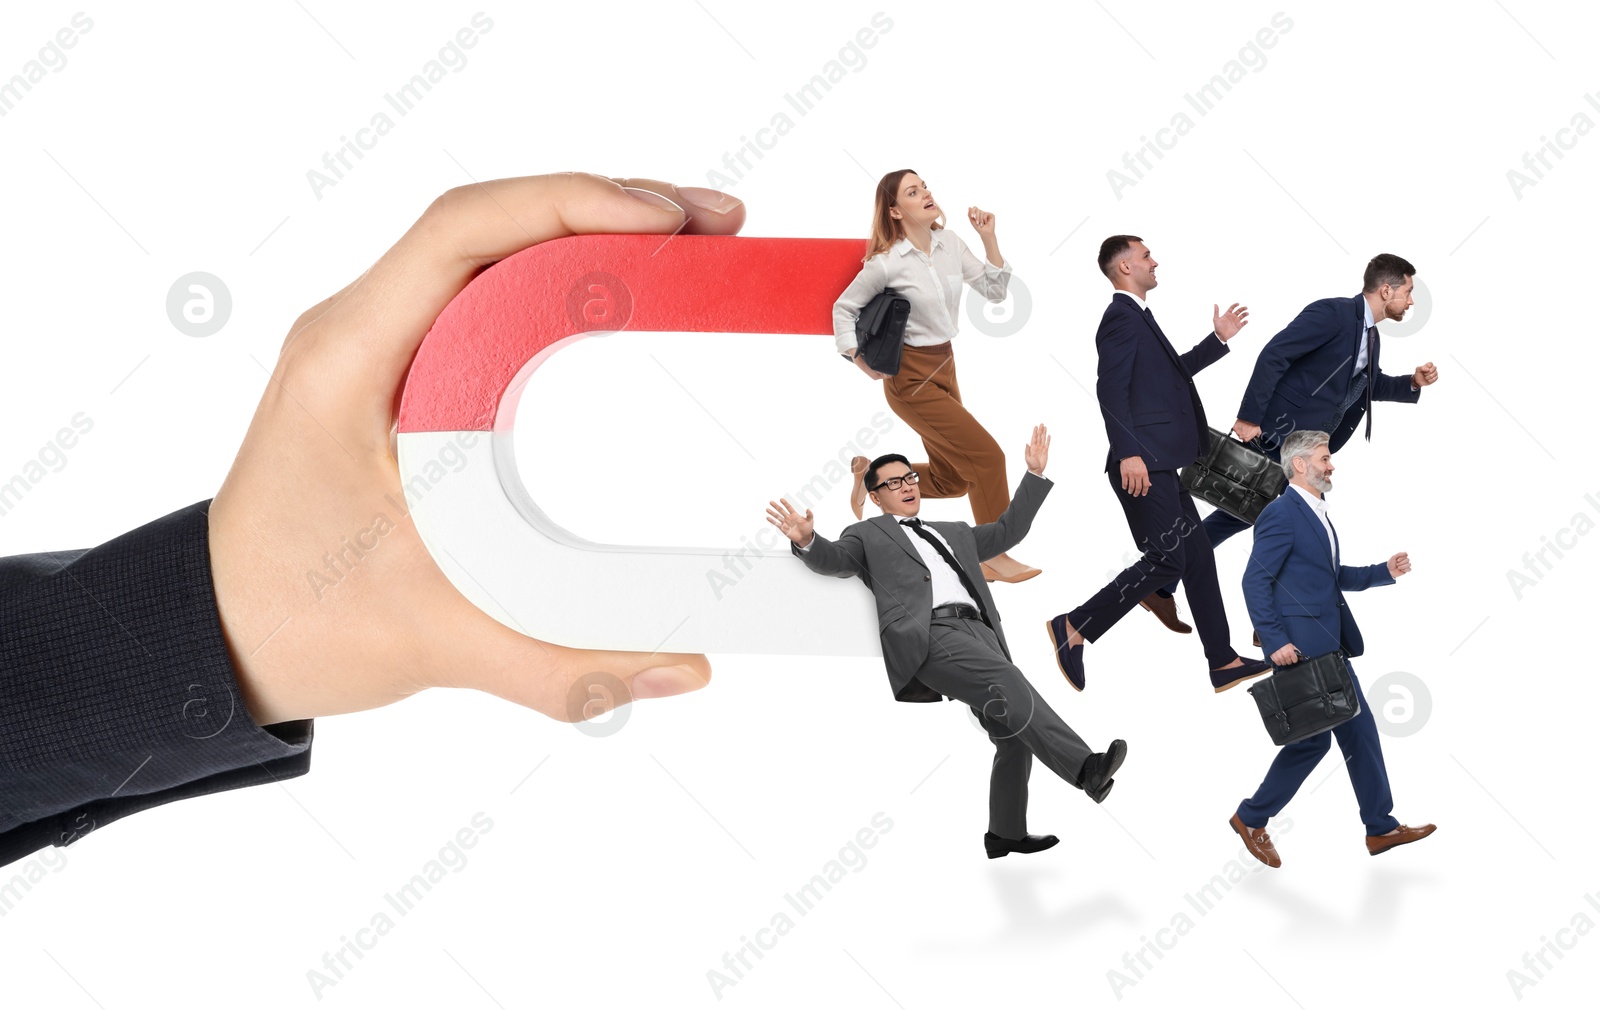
2, 2, 1597, 1007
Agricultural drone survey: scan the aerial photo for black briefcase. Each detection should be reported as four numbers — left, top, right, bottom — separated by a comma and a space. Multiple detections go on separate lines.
1247, 650, 1360, 746
1180, 428, 1286, 524
854, 288, 910, 376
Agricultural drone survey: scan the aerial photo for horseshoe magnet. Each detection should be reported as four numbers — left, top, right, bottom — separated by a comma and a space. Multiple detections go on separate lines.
395, 234, 884, 657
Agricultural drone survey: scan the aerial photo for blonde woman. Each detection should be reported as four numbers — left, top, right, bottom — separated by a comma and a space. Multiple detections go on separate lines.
832, 169, 1038, 583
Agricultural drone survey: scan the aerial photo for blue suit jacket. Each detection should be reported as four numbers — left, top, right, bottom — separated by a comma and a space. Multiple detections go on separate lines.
1241, 489, 1394, 660
1095, 291, 1229, 472
1235, 294, 1419, 454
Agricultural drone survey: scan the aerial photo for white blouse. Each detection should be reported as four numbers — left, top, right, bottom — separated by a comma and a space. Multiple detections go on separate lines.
831, 230, 1013, 355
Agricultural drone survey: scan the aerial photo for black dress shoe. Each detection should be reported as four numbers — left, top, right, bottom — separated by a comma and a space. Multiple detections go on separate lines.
1079, 739, 1127, 796
1210, 657, 1273, 693
1088, 778, 1115, 804
984, 832, 1060, 858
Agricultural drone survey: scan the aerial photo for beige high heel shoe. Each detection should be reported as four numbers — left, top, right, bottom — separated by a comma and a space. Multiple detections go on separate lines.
980, 552, 1042, 584
849, 456, 869, 520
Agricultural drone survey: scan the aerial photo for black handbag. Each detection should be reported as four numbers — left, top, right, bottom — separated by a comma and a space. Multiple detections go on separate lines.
1247, 650, 1360, 746
1180, 428, 1286, 524
854, 288, 910, 376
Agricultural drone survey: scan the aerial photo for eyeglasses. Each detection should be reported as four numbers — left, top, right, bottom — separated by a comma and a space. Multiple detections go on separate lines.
871, 471, 920, 492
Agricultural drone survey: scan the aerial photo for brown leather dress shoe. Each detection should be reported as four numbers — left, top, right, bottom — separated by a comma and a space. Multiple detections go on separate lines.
1252, 629, 1261, 648
1366, 823, 1436, 856
1229, 813, 1281, 868
1140, 592, 1192, 634
849, 456, 869, 520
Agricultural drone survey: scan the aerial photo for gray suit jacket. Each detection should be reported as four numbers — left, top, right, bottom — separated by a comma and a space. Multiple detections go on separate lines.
792, 471, 1052, 702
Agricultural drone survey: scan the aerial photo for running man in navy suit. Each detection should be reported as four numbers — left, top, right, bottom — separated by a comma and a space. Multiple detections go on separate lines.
1184, 255, 1441, 563
1046, 237, 1272, 695
1227, 429, 1435, 868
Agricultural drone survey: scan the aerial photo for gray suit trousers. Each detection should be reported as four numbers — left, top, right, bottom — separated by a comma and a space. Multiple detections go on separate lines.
913, 615, 1095, 837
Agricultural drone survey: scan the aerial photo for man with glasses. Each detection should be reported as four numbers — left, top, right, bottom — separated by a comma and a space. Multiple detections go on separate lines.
768, 425, 1129, 859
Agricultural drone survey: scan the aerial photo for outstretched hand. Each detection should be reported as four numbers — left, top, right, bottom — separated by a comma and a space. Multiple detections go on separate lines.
1213, 302, 1250, 341
766, 498, 815, 547
208, 173, 743, 727
1388, 551, 1412, 578
1024, 423, 1050, 475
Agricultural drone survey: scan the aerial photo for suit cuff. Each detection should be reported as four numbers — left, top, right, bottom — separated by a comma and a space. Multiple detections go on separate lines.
0, 500, 313, 869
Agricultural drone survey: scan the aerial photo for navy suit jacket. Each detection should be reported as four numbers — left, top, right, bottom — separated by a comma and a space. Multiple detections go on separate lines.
1235, 294, 1420, 454
1241, 489, 1394, 660
0, 501, 313, 869
1095, 291, 1229, 472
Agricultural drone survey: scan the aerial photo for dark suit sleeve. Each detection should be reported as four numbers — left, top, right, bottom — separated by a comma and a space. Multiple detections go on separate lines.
1337, 560, 1395, 593
971, 472, 1051, 561
0, 500, 313, 870
1236, 301, 1342, 424
1372, 369, 1421, 404
792, 528, 869, 580
1095, 309, 1146, 463
1178, 332, 1229, 375
1241, 504, 1296, 658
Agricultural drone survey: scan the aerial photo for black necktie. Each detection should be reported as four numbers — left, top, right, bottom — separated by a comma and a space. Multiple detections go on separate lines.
1362, 325, 1377, 441
899, 518, 990, 625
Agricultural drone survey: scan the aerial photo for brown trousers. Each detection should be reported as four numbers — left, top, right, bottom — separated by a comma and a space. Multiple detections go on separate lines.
883, 341, 1010, 525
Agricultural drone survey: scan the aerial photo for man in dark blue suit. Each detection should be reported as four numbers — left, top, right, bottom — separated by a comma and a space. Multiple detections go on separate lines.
1227, 429, 1435, 868
1047, 236, 1271, 694
1178, 255, 1440, 566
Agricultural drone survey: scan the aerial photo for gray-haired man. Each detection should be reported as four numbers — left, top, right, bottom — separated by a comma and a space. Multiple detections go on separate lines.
1229, 429, 1435, 866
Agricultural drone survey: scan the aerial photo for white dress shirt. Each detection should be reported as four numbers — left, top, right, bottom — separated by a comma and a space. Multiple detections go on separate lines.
1115, 288, 1148, 312
831, 230, 1012, 354
797, 520, 980, 611
1288, 482, 1336, 565
893, 520, 980, 610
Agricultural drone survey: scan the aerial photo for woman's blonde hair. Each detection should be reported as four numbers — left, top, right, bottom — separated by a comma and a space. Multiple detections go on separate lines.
863, 169, 943, 263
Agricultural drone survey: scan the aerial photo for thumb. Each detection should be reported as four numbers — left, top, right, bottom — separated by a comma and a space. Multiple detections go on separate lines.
471, 635, 713, 718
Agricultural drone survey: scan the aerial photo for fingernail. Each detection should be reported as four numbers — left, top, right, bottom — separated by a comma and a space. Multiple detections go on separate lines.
675, 186, 742, 215
622, 187, 684, 214
631, 664, 707, 700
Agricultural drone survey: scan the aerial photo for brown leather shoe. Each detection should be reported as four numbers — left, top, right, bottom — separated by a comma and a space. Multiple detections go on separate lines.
849, 456, 869, 520
1228, 813, 1281, 868
1252, 629, 1261, 648
1140, 593, 1192, 634
1366, 823, 1436, 856
981, 553, 1042, 584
